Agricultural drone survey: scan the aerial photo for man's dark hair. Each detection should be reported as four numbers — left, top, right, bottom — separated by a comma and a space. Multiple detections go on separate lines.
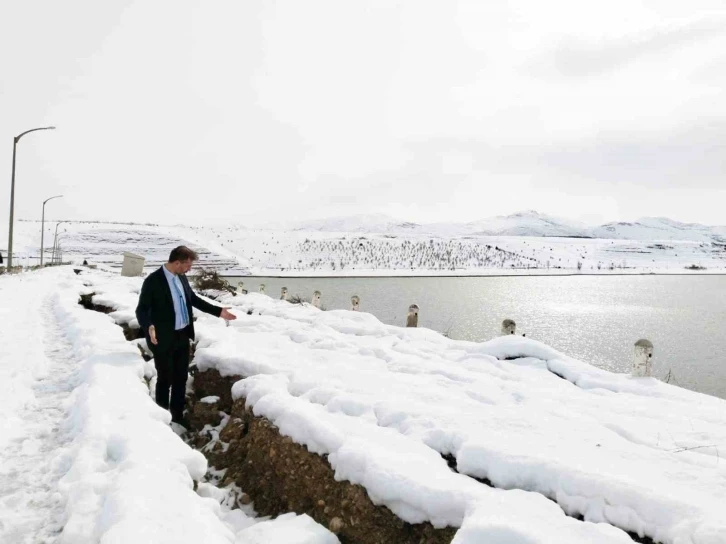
168, 246, 198, 263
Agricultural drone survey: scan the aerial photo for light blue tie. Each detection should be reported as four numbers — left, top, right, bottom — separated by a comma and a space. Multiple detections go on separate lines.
173, 276, 189, 327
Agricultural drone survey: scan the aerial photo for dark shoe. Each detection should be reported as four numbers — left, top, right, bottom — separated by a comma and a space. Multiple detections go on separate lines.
171, 416, 190, 429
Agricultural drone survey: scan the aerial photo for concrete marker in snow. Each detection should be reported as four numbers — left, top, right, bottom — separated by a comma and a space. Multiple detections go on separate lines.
406, 304, 419, 328
501, 319, 516, 335
632, 339, 654, 377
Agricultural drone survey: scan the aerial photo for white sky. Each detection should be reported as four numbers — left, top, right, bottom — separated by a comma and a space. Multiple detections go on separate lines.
1, 0, 725, 228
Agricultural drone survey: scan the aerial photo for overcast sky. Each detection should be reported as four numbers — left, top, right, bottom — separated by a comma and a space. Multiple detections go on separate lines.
1, 0, 724, 228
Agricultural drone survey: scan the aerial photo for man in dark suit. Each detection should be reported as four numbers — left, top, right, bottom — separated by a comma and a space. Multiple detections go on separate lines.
135, 246, 236, 427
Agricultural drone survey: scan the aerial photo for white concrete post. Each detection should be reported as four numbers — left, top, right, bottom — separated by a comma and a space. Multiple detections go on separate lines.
281, 287, 288, 300
121, 252, 145, 277
237, 281, 244, 294
406, 304, 419, 327
351, 295, 360, 311
632, 339, 654, 377
501, 319, 516, 335
312, 290, 322, 309
259, 283, 266, 294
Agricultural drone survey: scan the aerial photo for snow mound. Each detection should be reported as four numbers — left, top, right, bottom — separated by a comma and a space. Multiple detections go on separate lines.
83, 270, 726, 544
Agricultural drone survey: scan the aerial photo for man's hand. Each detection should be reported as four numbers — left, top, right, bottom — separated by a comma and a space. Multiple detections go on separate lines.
149, 325, 158, 345
220, 308, 237, 321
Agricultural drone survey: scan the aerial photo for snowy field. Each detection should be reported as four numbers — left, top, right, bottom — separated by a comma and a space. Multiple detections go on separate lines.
0, 220, 248, 274
0, 268, 337, 544
1, 217, 725, 277
212, 229, 726, 276
4, 266, 722, 543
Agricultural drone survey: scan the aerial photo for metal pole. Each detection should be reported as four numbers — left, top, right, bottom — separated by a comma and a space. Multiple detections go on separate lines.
7, 139, 17, 269
6, 126, 56, 270
52, 225, 59, 264
40, 195, 62, 266
52, 232, 58, 264
52, 221, 65, 264
40, 200, 44, 266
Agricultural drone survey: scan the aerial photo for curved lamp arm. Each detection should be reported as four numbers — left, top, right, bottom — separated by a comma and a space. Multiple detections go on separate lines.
16, 126, 55, 143
43, 194, 63, 205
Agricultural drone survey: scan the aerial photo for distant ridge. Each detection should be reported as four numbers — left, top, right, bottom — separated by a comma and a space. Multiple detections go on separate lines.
465, 210, 590, 238
289, 213, 422, 233
285, 211, 726, 243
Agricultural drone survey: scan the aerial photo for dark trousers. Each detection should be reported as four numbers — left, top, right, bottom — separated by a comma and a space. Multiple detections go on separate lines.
153, 328, 190, 422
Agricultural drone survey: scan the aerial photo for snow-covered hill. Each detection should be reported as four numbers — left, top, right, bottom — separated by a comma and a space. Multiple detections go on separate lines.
289, 213, 422, 233
2, 213, 725, 275
288, 211, 726, 243
1, 220, 249, 274
223, 231, 724, 275
592, 217, 726, 243
465, 210, 590, 238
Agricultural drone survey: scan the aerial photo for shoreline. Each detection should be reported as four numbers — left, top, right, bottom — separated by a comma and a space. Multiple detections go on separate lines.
219, 270, 726, 279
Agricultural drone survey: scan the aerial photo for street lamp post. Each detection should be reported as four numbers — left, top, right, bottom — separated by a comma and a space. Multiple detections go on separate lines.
40, 195, 63, 266
51, 220, 67, 265
7, 126, 56, 270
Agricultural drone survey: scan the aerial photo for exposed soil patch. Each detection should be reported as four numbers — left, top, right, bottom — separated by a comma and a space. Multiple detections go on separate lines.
78, 293, 113, 314
190, 395, 457, 544
78, 292, 144, 341
191, 368, 243, 413
121, 323, 143, 341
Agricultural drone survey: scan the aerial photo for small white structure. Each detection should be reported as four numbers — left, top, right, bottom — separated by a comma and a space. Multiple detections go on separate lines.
237, 281, 244, 293
281, 287, 288, 300
259, 284, 266, 294
501, 319, 516, 335
406, 304, 419, 328
632, 339, 654, 377
312, 290, 322, 309
351, 295, 360, 311
121, 252, 145, 277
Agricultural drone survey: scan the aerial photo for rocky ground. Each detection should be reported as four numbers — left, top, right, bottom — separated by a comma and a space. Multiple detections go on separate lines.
189, 370, 457, 544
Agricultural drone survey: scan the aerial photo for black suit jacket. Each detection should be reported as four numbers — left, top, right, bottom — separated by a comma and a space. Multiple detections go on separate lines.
135, 266, 222, 352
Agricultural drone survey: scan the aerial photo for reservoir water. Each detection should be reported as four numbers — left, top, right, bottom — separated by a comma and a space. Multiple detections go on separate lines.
224, 275, 726, 400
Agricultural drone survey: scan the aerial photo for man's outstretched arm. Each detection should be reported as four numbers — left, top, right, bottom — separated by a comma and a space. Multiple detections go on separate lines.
190, 290, 237, 320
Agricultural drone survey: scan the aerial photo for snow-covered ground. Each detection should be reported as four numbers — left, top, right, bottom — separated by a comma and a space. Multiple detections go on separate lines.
2, 214, 725, 276
211, 229, 725, 276
190, 292, 726, 544
8, 266, 720, 543
0, 220, 248, 274
0, 268, 337, 544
